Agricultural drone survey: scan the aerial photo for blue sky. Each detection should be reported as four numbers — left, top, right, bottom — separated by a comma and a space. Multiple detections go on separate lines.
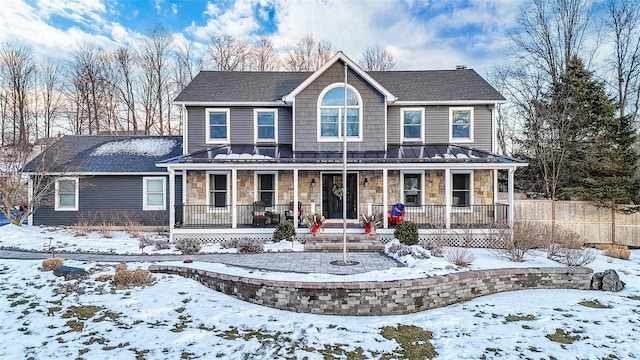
1, 0, 525, 73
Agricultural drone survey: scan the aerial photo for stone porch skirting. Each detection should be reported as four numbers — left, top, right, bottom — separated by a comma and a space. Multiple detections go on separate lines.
149, 265, 593, 316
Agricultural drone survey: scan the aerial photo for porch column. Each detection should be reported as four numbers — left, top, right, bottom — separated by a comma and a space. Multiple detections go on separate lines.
293, 169, 299, 228
231, 168, 237, 229
444, 168, 451, 229
27, 178, 33, 226
382, 168, 388, 228
168, 168, 175, 236
507, 168, 515, 227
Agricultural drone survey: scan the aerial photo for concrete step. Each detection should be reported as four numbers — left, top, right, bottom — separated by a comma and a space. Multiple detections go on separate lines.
304, 234, 385, 252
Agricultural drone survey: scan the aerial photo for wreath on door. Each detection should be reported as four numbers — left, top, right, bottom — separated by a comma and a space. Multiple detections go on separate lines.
332, 183, 343, 200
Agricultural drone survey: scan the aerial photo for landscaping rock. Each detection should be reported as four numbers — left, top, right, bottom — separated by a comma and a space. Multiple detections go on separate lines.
590, 269, 625, 292
53, 266, 89, 280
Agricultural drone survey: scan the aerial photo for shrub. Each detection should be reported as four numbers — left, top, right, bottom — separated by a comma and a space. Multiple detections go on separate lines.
273, 221, 296, 242
444, 247, 476, 267
95, 274, 112, 282
154, 239, 171, 250
174, 238, 201, 255
221, 238, 238, 249
99, 224, 114, 238
394, 221, 419, 245
112, 263, 154, 287
237, 238, 264, 253
494, 221, 549, 262
547, 228, 596, 266
597, 244, 631, 260
41, 258, 63, 271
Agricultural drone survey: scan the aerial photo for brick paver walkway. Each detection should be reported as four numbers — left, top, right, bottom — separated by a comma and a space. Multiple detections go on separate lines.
0, 250, 401, 275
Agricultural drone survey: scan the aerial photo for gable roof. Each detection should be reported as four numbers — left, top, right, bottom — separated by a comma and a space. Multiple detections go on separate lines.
23, 135, 183, 174
282, 51, 397, 104
174, 67, 504, 105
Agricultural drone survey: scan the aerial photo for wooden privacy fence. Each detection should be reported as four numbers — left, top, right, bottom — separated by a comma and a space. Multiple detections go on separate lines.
514, 200, 640, 247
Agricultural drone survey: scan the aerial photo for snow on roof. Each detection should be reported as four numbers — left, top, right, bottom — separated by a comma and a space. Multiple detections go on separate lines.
91, 138, 177, 157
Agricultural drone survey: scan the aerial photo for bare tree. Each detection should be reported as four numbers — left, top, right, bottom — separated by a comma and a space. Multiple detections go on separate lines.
207, 34, 249, 71
174, 37, 203, 89
0, 42, 36, 147
248, 37, 280, 71
604, 0, 640, 120
139, 25, 173, 135
113, 47, 139, 134
68, 41, 106, 135
37, 61, 63, 139
359, 44, 396, 71
284, 34, 334, 71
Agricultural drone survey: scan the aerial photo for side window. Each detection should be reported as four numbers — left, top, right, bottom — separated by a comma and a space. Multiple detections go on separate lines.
143, 177, 166, 211
254, 109, 277, 142
401, 108, 424, 142
257, 173, 275, 207
403, 173, 422, 207
206, 108, 230, 143
55, 177, 78, 211
452, 172, 472, 207
209, 174, 228, 208
450, 107, 474, 142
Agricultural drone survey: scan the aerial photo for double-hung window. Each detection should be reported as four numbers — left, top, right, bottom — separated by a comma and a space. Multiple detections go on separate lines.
318, 84, 362, 141
256, 173, 276, 207
209, 173, 228, 208
449, 107, 474, 142
143, 177, 166, 211
401, 108, 424, 142
452, 171, 472, 208
55, 177, 78, 211
254, 109, 277, 142
206, 108, 230, 144
402, 173, 422, 207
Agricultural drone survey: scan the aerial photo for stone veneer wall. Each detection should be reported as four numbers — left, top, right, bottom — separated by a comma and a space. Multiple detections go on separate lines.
149, 265, 592, 316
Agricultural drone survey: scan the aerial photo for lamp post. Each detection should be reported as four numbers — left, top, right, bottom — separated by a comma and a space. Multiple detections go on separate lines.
341, 62, 349, 265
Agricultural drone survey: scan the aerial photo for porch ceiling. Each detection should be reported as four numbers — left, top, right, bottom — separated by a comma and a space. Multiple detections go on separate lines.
159, 144, 525, 167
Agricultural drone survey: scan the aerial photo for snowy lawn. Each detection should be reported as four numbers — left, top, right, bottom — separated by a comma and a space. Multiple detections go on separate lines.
1, 225, 639, 359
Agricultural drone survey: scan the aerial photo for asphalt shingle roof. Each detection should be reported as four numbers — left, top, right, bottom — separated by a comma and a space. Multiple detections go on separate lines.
174, 69, 504, 103
23, 135, 183, 173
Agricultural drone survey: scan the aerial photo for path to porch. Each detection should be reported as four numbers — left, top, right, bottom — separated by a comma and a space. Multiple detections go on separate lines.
0, 250, 401, 275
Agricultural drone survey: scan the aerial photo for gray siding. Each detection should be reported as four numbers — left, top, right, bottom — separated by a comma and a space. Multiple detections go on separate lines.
387, 105, 493, 151
294, 61, 386, 152
187, 106, 292, 153
33, 175, 182, 227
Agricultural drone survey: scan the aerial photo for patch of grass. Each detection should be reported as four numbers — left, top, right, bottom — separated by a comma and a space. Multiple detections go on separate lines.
627, 295, 640, 301
181, 352, 195, 359
129, 348, 150, 360
380, 325, 438, 359
182, 298, 191, 304
175, 307, 185, 313
102, 342, 129, 351
198, 323, 216, 332
218, 326, 239, 340
93, 310, 121, 323
7, 292, 22, 299
10, 299, 29, 307
545, 328, 582, 344
65, 320, 85, 332
170, 315, 191, 333
522, 325, 533, 330
82, 337, 107, 346
504, 314, 536, 322
62, 305, 102, 320
527, 346, 541, 352
78, 348, 89, 355
579, 300, 612, 309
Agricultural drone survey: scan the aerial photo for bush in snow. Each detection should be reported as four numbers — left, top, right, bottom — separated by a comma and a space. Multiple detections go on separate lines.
113, 263, 154, 287
444, 247, 476, 267
153, 239, 171, 250
494, 221, 549, 262
273, 221, 296, 242
386, 239, 430, 259
419, 239, 444, 257
174, 238, 201, 255
221, 238, 238, 249
237, 237, 264, 253
41, 258, 63, 271
547, 228, 596, 266
394, 221, 419, 245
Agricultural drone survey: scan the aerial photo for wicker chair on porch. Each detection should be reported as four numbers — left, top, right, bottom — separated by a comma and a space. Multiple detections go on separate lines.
285, 201, 303, 226
251, 201, 268, 227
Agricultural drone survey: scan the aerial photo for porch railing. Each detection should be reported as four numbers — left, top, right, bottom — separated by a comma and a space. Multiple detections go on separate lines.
372, 204, 508, 228
174, 203, 313, 229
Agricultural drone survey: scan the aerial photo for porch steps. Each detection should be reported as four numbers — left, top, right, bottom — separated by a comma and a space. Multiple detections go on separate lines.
304, 233, 385, 252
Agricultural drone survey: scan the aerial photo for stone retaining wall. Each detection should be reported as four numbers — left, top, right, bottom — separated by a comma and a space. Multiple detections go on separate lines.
149, 265, 593, 316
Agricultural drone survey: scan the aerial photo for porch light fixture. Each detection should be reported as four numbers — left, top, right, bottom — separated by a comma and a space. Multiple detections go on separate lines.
363, 178, 368, 186
311, 178, 316, 187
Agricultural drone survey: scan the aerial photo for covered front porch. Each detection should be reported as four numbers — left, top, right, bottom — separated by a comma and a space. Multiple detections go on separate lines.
159, 144, 525, 242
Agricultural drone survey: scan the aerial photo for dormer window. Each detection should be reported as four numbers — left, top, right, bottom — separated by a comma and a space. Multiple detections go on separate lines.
449, 107, 474, 142
317, 83, 362, 141
206, 108, 230, 144
401, 108, 424, 142
254, 109, 278, 143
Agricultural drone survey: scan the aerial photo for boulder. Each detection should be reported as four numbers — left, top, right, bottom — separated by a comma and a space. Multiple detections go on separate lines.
53, 266, 88, 280
590, 269, 625, 292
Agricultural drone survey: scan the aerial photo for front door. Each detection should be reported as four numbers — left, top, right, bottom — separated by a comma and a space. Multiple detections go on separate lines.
322, 173, 357, 219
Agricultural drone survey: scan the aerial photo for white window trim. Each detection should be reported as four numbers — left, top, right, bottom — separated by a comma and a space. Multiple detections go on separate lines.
54, 177, 79, 211
253, 108, 278, 143
451, 170, 474, 212
449, 107, 474, 143
206, 171, 230, 213
316, 83, 363, 142
400, 171, 424, 211
401, 108, 425, 143
254, 172, 278, 208
205, 108, 230, 144
143, 177, 166, 211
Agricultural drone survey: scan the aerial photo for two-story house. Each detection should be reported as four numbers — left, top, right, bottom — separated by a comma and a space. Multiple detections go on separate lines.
163, 52, 525, 242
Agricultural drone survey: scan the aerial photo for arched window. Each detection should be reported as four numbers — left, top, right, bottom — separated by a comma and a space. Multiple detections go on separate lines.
317, 83, 362, 141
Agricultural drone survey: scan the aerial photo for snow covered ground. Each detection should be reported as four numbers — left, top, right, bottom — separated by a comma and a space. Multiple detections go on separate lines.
1, 224, 639, 359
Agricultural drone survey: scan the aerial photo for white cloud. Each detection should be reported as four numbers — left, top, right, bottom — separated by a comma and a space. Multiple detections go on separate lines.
172, 3, 178, 14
